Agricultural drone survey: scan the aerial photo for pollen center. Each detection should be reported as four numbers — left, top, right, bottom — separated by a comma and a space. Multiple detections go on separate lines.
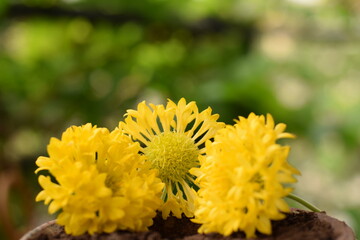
143, 132, 199, 182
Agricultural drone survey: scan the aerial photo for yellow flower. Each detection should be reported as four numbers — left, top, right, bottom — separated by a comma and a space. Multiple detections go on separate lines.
191, 113, 300, 238
120, 98, 224, 219
35, 124, 164, 236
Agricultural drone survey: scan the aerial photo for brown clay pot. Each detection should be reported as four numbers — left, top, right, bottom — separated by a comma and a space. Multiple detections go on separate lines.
20, 209, 356, 240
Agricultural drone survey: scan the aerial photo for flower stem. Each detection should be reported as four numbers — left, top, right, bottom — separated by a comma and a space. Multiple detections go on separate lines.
287, 193, 322, 212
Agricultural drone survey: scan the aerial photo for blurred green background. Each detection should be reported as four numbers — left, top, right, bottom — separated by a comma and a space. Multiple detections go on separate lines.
0, 0, 359, 239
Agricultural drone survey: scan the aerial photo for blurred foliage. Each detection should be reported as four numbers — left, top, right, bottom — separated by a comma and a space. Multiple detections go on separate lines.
0, 0, 360, 239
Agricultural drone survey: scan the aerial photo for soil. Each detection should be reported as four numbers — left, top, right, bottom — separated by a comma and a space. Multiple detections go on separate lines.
23, 209, 355, 240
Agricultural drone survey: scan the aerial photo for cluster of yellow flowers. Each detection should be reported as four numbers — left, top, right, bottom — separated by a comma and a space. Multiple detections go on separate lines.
191, 113, 300, 237
36, 98, 300, 238
36, 124, 164, 235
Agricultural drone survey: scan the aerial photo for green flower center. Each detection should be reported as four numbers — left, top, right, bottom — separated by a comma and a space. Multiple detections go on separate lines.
143, 132, 199, 183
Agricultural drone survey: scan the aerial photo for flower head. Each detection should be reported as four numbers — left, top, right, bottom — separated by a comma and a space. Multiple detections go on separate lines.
191, 113, 300, 238
120, 98, 224, 218
35, 124, 164, 236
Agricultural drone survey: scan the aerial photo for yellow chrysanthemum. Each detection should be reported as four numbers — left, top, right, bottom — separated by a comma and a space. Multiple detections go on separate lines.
35, 123, 164, 236
120, 98, 225, 219
191, 113, 300, 238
